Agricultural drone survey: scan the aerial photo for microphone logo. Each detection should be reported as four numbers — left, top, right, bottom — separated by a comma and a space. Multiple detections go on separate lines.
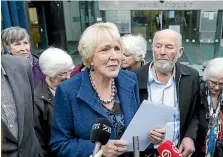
161, 149, 171, 157
92, 123, 111, 134
102, 124, 111, 133
172, 145, 179, 153
172, 145, 183, 157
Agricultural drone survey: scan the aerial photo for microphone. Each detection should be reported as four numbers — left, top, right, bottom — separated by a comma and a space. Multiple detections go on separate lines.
133, 136, 140, 157
157, 140, 183, 157
90, 118, 112, 157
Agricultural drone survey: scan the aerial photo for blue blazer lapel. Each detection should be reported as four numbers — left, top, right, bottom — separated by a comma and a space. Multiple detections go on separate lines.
116, 71, 137, 128
76, 69, 109, 119
76, 70, 138, 128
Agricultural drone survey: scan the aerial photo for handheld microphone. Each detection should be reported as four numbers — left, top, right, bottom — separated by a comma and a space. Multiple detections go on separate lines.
90, 118, 112, 157
133, 136, 140, 157
157, 140, 183, 157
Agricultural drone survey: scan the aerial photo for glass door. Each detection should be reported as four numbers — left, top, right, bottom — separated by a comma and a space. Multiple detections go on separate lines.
130, 10, 218, 65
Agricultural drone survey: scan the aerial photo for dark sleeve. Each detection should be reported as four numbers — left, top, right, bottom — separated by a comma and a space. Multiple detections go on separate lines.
184, 71, 201, 141
50, 85, 94, 157
23, 58, 44, 156
19, 57, 35, 110
27, 59, 35, 113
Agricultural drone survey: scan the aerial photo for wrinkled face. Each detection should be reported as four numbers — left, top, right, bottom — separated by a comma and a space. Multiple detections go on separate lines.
121, 52, 137, 69
208, 75, 223, 95
8, 38, 30, 57
91, 40, 122, 78
153, 32, 183, 73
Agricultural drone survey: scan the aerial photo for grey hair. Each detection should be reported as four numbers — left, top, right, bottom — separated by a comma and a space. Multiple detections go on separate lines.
121, 34, 147, 61
152, 29, 182, 50
78, 22, 122, 68
1, 27, 30, 49
39, 47, 74, 78
203, 57, 223, 81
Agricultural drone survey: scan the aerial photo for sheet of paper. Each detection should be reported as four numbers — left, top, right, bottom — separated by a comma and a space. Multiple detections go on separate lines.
121, 100, 176, 151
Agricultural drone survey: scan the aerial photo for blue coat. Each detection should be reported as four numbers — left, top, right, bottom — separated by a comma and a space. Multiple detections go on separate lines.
50, 69, 140, 157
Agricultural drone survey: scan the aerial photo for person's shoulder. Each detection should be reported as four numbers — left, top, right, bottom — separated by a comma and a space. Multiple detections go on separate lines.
119, 70, 137, 81
2, 54, 28, 63
133, 62, 150, 76
117, 70, 138, 91
58, 70, 84, 96
2, 55, 30, 70
177, 62, 199, 76
62, 71, 83, 87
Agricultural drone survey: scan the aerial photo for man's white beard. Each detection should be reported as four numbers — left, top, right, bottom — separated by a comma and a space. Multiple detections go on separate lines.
154, 55, 178, 74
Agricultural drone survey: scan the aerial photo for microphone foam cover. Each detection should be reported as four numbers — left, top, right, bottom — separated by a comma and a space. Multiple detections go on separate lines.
90, 118, 112, 145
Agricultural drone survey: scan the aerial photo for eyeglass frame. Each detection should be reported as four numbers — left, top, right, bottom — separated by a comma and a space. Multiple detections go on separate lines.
58, 69, 74, 77
208, 79, 223, 89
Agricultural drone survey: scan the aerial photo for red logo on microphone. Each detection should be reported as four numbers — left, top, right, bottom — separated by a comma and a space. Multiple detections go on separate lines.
172, 145, 183, 157
161, 149, 171, 157
172, 145, 179, 153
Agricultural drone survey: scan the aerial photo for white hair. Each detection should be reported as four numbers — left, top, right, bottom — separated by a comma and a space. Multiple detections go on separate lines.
78, 22, 122, 68
203, 57, 223, 81
152, 29, 182, 50
121, 34, 147, 61
39, 47, 74, 78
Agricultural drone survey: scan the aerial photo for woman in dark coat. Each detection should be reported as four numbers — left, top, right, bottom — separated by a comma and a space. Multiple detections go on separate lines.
33, 47, 74, 157
194, 58, 223, 157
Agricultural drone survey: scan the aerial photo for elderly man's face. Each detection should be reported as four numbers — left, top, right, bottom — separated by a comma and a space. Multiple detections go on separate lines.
8, 38, 31, 57
153, 32, 183, 73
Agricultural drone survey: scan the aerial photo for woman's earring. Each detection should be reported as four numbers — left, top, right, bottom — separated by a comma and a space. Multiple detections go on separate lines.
91, 65, 94, 72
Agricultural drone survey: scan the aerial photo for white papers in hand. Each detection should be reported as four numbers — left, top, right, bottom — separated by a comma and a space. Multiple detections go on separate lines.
154, 121, 179, 148
121, 100, 176, 151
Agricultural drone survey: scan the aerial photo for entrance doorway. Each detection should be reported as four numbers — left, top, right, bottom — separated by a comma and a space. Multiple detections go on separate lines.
130, 10, 218, 65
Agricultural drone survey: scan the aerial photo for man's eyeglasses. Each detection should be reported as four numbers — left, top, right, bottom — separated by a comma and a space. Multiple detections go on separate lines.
208, 80, 223, 89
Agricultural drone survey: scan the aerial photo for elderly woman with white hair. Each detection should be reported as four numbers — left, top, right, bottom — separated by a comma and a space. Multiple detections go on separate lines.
194, 58, 223, 157
121, 34, 147, 71
50, 22, 140, 157
1, 26, 44, 86
33, 47, 74, 157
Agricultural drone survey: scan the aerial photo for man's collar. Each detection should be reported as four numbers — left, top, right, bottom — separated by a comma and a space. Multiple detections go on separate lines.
1, 65, 6, 75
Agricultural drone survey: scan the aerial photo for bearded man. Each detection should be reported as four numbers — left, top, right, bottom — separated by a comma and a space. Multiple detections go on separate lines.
134, 29, 202, 157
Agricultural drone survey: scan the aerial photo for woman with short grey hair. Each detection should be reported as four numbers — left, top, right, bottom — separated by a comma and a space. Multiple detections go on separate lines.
34, 47, 74, 157
1, 26, 44, 86
194, 57, 223, 157
121, 34, 147, 71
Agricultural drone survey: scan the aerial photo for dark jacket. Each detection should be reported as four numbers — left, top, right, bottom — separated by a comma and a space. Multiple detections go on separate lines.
34, 79, 55, 157
1, 55, 43, 157
50, 69, 140, 157
134, 62, 201, 143
32, 55, 44, 87
193, 80, 223, 157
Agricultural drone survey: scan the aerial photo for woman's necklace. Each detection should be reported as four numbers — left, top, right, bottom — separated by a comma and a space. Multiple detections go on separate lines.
89, 73, 116, 104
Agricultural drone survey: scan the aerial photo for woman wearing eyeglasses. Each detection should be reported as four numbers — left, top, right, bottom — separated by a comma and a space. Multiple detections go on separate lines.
33, 47, 74, 157
194, 57, 223, 157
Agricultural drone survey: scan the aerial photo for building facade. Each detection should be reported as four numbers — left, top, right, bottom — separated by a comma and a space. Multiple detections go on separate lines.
2, 1, 223, 72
